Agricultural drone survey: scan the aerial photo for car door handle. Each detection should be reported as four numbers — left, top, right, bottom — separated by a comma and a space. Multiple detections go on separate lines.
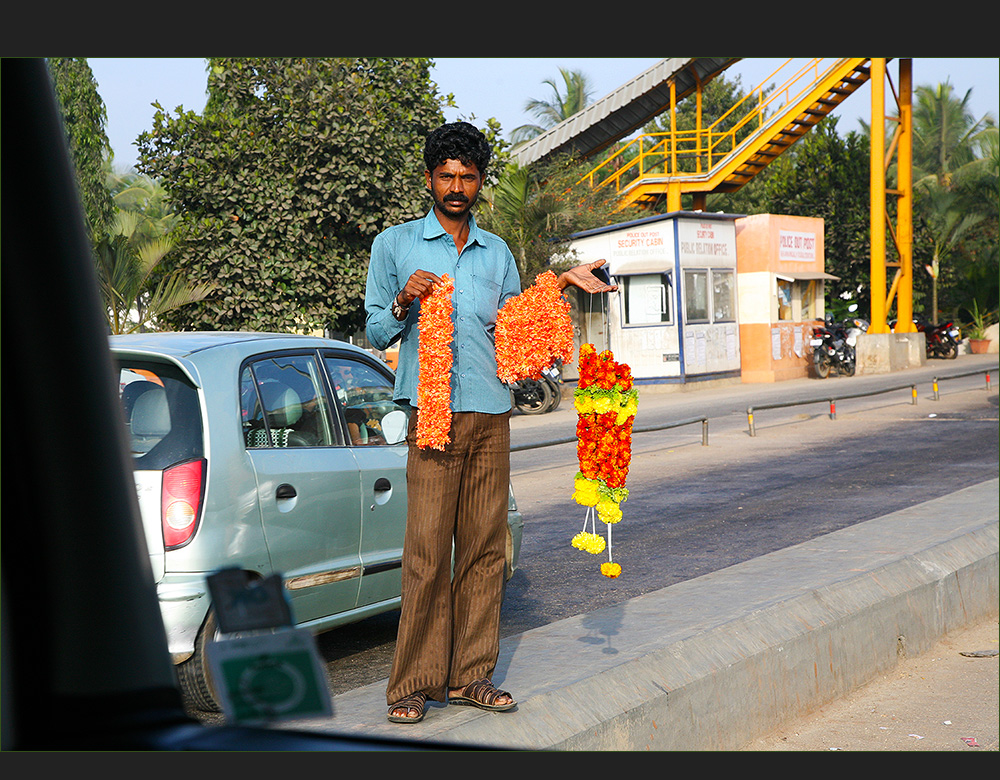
276, 483, 297, 500
371, 477, 393, 511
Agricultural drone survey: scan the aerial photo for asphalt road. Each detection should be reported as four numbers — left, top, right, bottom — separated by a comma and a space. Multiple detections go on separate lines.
188, 356, 998, 726
503, 368, 998, 631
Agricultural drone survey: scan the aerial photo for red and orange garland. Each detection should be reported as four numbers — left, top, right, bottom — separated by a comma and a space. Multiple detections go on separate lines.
495, 271, 574, 383
416, 274, 455, 450
571, 344, 638, 578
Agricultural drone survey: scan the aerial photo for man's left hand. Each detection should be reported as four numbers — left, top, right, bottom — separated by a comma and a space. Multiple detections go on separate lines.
558, 259, 618, 294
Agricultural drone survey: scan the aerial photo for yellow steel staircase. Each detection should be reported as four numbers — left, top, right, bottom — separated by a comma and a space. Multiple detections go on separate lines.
582, 58, 878, 212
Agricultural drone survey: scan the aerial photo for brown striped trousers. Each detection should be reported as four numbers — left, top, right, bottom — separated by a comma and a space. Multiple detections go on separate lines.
386, 410, 511, 705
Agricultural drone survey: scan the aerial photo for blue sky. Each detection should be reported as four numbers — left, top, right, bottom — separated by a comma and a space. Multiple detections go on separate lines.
88, 57, 999, 173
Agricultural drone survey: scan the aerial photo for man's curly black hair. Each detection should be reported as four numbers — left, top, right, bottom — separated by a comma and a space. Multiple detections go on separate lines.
424, 121, 491, 177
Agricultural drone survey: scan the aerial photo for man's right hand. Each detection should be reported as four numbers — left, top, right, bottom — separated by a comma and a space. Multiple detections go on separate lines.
399, 269, 443, 307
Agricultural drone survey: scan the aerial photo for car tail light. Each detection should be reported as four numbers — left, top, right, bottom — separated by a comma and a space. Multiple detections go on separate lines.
161, 458, 205, 549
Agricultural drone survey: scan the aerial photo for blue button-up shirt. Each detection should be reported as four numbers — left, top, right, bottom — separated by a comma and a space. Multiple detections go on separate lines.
365, 210, 522, 414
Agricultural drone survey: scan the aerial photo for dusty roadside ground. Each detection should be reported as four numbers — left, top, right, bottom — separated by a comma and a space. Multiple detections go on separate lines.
742, 615, 999, 751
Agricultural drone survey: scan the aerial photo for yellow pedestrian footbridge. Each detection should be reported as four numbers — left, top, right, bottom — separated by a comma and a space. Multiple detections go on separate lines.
513, 57, 916, 335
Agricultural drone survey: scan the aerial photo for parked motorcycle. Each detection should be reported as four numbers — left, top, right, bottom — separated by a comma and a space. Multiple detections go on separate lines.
915, 316, 960, 360
811, 315, 867, 378
509, 364, 562, 415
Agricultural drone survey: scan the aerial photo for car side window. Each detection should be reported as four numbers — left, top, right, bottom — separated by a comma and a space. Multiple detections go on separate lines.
241, 354, 335, 448
324, 355, 406, 446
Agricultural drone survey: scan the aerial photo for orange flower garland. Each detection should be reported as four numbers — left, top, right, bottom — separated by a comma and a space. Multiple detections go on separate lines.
495, 271, 574, 383
572, 343, 638, 578
416, 271, 574, 450
416, 275, 455, 450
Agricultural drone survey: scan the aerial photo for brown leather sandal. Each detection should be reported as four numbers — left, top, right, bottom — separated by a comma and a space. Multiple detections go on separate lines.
387, 691, 427, 723
448, 679, 516, 712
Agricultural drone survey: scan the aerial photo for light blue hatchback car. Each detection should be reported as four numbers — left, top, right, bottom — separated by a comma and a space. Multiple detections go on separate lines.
109, 331, 523, 711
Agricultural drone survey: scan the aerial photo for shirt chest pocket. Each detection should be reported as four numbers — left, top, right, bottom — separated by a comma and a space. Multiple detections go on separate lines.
471, 277, 502, 327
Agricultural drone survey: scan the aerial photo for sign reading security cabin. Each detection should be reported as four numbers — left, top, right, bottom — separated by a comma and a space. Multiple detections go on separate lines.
606, 223, 674, 275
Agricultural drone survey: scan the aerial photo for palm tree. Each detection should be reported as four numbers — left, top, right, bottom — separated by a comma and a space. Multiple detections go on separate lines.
510, 68, 595, 146
916, 184, 984, 324
912, 81, 996, 190
909, 82, 997, 322
105, 169, 179, 243
95, 209, 214, 334
479, 164, 575, 277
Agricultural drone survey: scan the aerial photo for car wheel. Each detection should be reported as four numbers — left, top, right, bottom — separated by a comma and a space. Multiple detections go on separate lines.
177, 609, 223, 713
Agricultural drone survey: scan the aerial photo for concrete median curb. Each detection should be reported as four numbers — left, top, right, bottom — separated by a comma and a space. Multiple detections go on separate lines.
288, 478, 998, 750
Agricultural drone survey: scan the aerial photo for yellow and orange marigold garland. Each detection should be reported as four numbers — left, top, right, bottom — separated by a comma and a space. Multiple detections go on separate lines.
495, 271, 574, 383
572, 343, 637, 578
416, 275, 455, 450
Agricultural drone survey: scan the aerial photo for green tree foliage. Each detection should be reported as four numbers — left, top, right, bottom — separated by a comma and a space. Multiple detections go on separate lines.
950, 125, 999, 317
916, 185, 985, 323
46, 57, 115, 245
136, 57, 446, 334
753, 120, 874, 314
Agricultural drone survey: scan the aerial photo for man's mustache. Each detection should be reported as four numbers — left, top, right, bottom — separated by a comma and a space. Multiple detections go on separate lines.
426, 187, 474, 206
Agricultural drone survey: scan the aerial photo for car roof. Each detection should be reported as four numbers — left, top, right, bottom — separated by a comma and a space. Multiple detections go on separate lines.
108, 332, 385, 388
109, 331, 370, 359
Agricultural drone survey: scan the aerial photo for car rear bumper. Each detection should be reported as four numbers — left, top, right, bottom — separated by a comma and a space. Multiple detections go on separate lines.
157, 573, 210, 662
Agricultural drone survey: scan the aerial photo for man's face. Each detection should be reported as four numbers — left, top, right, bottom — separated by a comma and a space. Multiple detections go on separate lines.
426, 158, 483, 220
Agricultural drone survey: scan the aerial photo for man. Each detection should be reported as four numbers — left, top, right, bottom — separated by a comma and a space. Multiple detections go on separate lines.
365, 121, 615, 723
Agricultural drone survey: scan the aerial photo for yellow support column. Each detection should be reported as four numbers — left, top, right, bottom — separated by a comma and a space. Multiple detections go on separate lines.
869, 58, 888, 334
667, 183, 682, 212
894, 59, 916, 332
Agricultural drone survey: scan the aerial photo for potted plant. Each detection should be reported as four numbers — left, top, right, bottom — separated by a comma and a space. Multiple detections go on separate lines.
964, 301, 995, 354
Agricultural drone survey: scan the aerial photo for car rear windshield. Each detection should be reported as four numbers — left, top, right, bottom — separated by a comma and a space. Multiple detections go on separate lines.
116, 358, 204, 470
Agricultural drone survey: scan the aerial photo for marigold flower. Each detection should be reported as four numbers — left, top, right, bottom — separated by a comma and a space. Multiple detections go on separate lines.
572, 478, 600, 507
601, 562, 622, 578
416, 275, 455, 450
596, 499, 622, 524
571, 532, 606, 554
